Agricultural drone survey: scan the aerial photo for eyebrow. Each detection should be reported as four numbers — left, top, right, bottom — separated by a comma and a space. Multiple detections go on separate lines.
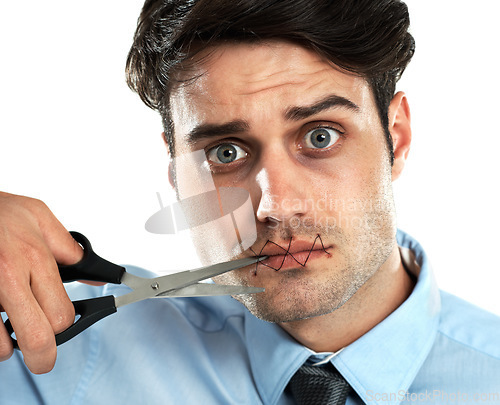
284, 94, 360, 121
186, 120, 250, 145
186, 94, 360, 145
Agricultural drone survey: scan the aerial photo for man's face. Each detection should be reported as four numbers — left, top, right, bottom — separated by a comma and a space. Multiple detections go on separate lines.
169, 41, 398, 323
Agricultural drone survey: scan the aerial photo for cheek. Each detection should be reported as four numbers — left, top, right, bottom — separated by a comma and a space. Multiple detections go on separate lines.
306, 161, 382, 203
339, 131, 392, 195
305, 145, 393, 224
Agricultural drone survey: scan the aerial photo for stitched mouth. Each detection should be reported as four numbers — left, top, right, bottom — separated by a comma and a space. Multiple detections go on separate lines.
249, 234, 331, 274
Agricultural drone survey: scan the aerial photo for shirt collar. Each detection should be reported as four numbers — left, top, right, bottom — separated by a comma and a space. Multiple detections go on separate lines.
245, 310, 310, 404
245, 230, 441, 405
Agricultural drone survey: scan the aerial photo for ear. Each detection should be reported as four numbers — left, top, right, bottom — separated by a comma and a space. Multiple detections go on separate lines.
388, 92, 412, 181
162, 132, 176, 189
168, 162, 175, 189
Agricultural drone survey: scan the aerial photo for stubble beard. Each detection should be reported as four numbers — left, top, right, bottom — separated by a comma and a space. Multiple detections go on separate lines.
214, 201, 397, 324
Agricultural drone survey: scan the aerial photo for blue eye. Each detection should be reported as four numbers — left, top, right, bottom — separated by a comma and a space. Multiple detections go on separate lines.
207, 143, 247, 164
303, 127, 341, 149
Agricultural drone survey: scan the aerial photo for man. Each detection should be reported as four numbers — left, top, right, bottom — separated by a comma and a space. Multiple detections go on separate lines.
1, 1, 499, 404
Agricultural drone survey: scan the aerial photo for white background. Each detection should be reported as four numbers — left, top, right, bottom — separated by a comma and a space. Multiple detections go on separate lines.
1, 1, 499, 314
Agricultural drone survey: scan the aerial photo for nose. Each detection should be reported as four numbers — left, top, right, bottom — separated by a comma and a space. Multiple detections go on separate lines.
254, 156, 308, 225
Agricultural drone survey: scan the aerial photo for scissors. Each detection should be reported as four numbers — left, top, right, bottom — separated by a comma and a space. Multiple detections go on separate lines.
4, 231, 266, 348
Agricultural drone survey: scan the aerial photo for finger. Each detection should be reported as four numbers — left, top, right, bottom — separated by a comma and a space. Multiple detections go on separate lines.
0, 270, 57, 374
78, 281, 106, 286
26, 199, 84, 266
6, 297, 57, 374
29, 203, 105, 286
29, 245, 75, 335
0, 236, 69, 373
0, 322, 14, 362
0, 193, 84, 266
27, 200, 106, 285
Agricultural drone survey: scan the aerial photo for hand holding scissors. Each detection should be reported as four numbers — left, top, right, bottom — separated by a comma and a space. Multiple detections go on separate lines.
4, 231, 266, 348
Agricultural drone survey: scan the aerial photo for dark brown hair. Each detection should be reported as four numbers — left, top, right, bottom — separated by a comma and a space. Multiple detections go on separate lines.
126, 0, 415, 164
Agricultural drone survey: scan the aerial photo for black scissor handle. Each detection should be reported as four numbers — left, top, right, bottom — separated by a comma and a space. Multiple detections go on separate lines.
59, 231, 125, 284
4, 231, 125, 349
5, 295, 117, 348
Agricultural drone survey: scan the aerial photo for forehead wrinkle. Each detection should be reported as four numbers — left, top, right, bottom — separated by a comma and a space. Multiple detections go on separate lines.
236, 80, 308, 97
235, 65, 336, 97
177, 42, 348, 104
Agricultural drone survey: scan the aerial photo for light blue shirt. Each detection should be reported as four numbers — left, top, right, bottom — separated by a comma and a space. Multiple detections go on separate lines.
1, 230, 500, 404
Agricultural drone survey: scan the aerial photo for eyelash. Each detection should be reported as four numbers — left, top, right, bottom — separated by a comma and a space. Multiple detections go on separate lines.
205, 138, 250, 172
299, 124, 345, 154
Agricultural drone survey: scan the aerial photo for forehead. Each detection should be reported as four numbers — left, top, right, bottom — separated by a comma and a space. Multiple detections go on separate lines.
170, 41, 373, 143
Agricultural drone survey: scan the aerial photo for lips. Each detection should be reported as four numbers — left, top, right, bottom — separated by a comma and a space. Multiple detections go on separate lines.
251, 237, 332, 271
260, 249, 329, 270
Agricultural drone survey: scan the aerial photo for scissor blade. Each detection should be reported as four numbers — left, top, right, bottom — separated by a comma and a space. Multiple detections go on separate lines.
156, 283, 264, 297
151, 255, 267, 296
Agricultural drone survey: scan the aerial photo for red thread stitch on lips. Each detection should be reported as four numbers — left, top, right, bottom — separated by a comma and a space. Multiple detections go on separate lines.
249, 234, 331, 274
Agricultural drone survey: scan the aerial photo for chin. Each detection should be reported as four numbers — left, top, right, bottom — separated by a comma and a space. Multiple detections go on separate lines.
233, 276, 349, 323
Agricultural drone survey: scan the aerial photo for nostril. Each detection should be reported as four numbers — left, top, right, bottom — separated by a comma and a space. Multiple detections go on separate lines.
265, 216, 282, 225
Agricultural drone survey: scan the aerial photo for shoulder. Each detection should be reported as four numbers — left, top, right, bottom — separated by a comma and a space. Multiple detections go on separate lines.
397, 231, 500, 379
437, 289, 500, 360
411, 290, 500, 393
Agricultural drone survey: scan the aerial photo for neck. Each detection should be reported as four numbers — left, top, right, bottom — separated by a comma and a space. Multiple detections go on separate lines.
277, 245, 415, 353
